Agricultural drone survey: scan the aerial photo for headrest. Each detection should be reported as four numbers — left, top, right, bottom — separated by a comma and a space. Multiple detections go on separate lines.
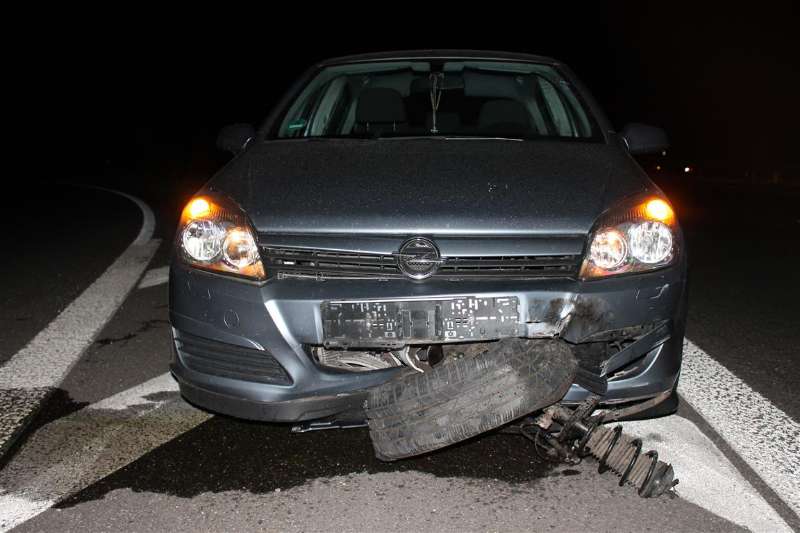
478, 99, 531, 129
356, 88, 407, 124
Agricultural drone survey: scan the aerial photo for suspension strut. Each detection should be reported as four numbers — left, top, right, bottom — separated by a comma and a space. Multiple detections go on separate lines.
517, 401, 679, 498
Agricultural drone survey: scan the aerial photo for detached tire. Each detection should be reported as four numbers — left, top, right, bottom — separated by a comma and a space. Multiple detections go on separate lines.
365, 338, 577, 461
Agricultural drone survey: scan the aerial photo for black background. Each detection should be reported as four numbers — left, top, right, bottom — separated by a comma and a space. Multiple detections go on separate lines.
22, 3, 800, 183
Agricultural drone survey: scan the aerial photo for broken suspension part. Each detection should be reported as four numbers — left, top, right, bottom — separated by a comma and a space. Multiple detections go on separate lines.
516, 400, 678, 498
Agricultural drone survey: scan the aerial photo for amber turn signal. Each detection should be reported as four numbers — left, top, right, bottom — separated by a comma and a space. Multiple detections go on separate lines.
644, 198, 674, 223
186, 197, 212, 219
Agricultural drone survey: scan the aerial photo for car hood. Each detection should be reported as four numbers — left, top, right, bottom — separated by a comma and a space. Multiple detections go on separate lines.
208, 138, 650, 236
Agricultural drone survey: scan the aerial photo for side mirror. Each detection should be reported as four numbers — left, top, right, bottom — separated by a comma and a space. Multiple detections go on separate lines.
621, 123, 669, 155
217, 123, 255, 154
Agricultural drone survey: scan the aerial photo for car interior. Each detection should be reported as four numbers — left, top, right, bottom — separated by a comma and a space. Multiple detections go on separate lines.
279, 61, 595, 140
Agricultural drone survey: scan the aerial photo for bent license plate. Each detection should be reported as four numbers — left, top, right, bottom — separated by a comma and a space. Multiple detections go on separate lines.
321, 296, 521, 347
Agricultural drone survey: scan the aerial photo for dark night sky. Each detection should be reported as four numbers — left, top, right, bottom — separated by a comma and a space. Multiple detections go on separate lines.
29, 3, 799, 181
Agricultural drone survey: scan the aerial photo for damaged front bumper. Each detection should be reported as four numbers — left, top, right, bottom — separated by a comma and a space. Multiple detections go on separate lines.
169, 261, 687, 422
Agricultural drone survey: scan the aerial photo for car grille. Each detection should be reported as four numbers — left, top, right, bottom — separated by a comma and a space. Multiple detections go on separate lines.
175, 332, 292, 385
260, 247, 581, 280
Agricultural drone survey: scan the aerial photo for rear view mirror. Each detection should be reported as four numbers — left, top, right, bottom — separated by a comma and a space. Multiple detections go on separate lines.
217, 123, 255, 155
621, 123, 669, 155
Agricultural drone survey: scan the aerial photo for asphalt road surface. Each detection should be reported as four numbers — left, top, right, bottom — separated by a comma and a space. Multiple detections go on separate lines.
0, 177, 798, 532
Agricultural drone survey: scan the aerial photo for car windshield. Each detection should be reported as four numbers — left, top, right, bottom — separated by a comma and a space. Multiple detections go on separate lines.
273, 60, 600, 141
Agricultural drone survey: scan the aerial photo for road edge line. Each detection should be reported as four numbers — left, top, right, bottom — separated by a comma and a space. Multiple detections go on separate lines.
679, 338, 800, 520
0, 187, 160, 458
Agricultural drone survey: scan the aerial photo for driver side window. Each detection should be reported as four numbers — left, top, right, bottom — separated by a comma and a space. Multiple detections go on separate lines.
537, 78, 574, 137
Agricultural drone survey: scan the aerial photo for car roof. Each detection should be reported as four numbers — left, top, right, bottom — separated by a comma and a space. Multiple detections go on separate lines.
317, 49, 560, 67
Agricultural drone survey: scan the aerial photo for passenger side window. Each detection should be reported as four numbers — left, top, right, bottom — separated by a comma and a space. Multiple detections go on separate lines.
280, 84, 326, 138
308, 78, 355, 136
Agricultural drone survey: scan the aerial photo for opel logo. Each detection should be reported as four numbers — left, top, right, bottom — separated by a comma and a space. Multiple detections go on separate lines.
396, 237, 442, 280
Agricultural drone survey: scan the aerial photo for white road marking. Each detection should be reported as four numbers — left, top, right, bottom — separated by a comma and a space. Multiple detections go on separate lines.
626, 415, 792, 532
679, 339, 800, 517
0, 189, 160, 455
0, 373, 212, 532
0, 238, 160, 390
138, 265, 170, 289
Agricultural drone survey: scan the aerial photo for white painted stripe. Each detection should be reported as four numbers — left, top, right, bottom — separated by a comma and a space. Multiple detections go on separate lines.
626, 415, 792, 532
0, 237, 161, 389
0, 189, 160, 454
679, 339, 800, 517
0, 373, 212, 532
138, 265, 170, 289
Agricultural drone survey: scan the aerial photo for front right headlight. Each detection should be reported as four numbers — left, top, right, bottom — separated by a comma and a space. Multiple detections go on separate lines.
177, 195, 266, 281
580, 196, 678, 280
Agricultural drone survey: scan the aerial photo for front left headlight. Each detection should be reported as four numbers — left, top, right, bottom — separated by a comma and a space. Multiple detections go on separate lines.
580, 196, 678, 280
177, 195, 266, 281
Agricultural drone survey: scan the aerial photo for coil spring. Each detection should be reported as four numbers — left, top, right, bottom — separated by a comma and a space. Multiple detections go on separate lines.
580, 423, 678, 497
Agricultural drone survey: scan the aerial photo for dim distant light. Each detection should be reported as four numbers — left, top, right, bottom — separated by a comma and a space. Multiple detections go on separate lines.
656, 165, 662, 171
684, 166, 691, 173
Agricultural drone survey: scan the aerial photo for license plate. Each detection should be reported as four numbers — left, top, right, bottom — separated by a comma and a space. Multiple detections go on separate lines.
321, 296, 521, 348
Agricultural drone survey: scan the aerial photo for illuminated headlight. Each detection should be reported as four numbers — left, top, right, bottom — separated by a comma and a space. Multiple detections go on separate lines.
581, 197, 678, 279
182, 220, 225, 261
222, 228, 260, 268
589, 229, 628, 270
177, 196, 265, 280
628, 221, 673, 264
